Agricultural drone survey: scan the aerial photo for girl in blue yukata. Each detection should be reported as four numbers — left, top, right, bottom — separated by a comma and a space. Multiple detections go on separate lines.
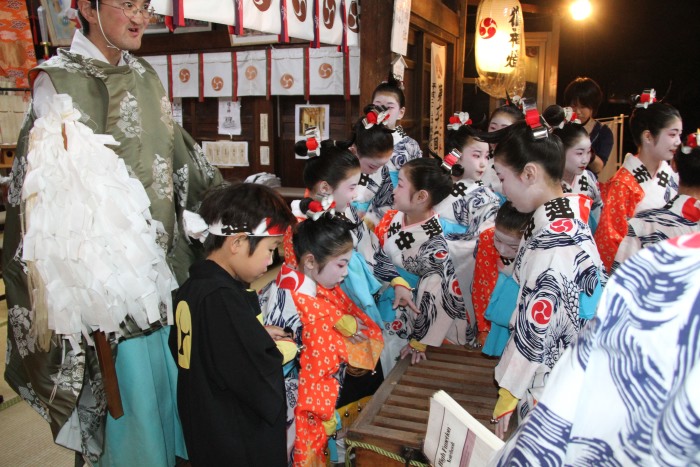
546, 105, 604, 233
366, 73, 423, 222
478, 102, 606, 439
375, 158, 473, 365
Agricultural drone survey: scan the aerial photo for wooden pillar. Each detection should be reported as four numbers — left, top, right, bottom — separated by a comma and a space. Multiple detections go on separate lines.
359, 1, 394, 107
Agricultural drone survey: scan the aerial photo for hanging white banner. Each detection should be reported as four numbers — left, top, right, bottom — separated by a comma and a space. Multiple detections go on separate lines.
309, 47, 343, 95
349, 46, 360, 95
150, 0, 172, 16
284, 0, 315, 41
143, 55, 169, 97
152, 0, 235, 25
203, 52, 233, 98
344, 0, 359, 47
184, 0, 235, 25
237, 50, 268, 97
241, 0, 282, 34
318, 0, 343, 45
429, 43, 446, 156
171, 54, 199, 98
271, 48, 304, 95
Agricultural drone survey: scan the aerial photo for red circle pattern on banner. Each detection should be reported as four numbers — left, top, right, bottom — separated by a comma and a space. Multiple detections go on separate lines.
245, 66, 258, 80
211, 76, 224, 91
280, 73, 295, 89
318, 63, 333, 78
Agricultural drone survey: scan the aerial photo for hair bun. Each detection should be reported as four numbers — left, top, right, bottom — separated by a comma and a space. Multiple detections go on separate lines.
542, 105, 565, 127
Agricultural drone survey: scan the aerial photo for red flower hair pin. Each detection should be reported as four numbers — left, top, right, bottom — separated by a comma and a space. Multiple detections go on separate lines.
305, 126, 322, 157
681, 130, 699, 154
306, 195, 336, 221
559, 107, 581, 128
441, 149, 462, 173
522, 99, 548, 140
362, 107, 391, 129
636, 89, 657, 108
447, 112, 472, 131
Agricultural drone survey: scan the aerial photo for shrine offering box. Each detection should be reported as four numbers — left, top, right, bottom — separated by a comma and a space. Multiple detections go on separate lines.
347, 345, 500, 466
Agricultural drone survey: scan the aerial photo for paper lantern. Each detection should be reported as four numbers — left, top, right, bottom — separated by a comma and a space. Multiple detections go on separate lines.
475, 0, 526, 98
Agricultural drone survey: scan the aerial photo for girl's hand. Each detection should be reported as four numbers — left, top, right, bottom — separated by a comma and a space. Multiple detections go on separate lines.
477, 331, 488, 348
265, 325, 288, 341
400, 343, 427, 365
493, 412, 512, 439
348, 318, 369, 344
393, 285, 420, 314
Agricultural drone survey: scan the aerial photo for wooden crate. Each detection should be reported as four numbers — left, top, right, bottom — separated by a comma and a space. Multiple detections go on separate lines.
346, 345, 500, 466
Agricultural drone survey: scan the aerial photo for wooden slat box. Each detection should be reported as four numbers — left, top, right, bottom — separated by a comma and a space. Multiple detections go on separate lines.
346, 345, 499, 466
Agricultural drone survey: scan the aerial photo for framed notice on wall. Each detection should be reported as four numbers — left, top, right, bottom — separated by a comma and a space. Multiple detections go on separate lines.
391, 0, 411, 56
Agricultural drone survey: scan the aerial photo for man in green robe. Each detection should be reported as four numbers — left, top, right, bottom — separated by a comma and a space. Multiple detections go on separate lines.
2, 0, 223, 464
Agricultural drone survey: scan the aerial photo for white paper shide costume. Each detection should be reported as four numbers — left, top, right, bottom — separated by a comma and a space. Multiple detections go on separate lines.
21, 94, 177, 350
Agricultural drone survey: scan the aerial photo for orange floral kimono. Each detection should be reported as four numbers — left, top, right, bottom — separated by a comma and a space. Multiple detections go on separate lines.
595, 154, 678, 272
275, 265, 382, 466
472, 228, 500, 333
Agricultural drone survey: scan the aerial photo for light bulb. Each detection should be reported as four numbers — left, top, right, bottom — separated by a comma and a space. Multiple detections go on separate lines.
570, 0, 592, 21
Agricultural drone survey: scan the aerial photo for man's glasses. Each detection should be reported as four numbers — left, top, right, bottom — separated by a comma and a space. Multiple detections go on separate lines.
100, 1, 155, 20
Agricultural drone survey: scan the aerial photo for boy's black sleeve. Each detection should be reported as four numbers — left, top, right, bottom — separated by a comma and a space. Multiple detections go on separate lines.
199, 288, 285, 425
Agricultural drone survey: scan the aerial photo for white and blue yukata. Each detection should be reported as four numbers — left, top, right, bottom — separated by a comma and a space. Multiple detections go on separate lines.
613, 194, 700, 273
435, 179, 501, 340
495, 194, 606, 422
377, 210, 471, 366
562, 169, 603, 233
493, 232, 700, 466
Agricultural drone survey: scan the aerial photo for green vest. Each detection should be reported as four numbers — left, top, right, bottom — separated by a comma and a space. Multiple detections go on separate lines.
1, 48, 222, 457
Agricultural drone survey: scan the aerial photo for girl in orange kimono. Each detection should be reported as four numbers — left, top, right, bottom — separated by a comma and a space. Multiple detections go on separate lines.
595, 96, 682, 272
266, 213, 383, 466
471, 201, 532, 352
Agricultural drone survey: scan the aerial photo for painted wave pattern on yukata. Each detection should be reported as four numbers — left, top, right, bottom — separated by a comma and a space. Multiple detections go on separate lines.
495, 235, 700, 466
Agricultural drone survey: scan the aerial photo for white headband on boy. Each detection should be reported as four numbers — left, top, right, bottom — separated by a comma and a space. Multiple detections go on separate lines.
183, 210, 285, 243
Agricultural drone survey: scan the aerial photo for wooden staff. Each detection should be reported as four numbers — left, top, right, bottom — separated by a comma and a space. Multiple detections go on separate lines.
93, 331, 124, 419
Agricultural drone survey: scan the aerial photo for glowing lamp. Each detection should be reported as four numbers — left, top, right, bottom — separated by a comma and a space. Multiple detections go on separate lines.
570, 0, 592, 21
475, 0, 526, 98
